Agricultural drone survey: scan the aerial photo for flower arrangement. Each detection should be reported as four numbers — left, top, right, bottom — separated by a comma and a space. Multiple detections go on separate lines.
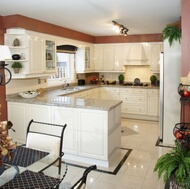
0, 121, 17, 166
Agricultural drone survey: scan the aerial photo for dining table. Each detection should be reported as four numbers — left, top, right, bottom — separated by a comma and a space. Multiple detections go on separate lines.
0, 145, 68, 188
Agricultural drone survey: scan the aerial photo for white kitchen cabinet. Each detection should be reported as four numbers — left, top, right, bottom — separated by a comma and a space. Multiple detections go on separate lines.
94, 45, 104, 70
5, 29, 56, 78
76, 46, 94, 73
7, 102, 51, 144
51, 107, 78, 154
94, 44, 125, 72
147, 89, 159, 116
99, 87, 110, 100
120, 88, 147, 115
150, 44, 162, 73
109, 87, 120, 100
115, 45, 125, 71
8, 102, 27, 144
30, 35, 44, 74
78, 109, 107, 160
7, 100, 121, 167
103, 46, 115, 71
45, 40, 56, 72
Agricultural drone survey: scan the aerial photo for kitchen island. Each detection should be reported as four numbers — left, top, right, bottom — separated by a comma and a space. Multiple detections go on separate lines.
6, 86, 122, 167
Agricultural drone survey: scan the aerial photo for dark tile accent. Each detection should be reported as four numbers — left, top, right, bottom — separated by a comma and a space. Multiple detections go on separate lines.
64, 148, 132, 175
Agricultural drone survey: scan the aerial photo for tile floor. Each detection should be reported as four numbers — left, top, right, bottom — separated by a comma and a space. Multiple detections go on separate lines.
53, 118, 172, 188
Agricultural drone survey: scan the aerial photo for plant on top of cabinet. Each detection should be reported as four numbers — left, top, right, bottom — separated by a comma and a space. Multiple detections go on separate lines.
11, 62, 22, 74
118, 74, 124, 84
162, 25, 181, 47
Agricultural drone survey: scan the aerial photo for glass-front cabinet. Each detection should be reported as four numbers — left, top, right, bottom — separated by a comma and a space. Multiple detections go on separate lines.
45, 40, 56, 71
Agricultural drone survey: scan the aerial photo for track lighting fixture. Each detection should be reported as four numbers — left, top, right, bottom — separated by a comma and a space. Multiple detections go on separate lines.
112, 21, 129, 36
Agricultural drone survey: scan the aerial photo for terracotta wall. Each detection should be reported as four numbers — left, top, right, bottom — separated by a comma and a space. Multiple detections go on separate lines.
1, 14, 162, 44
0, 25, 7, 121
181, 0, 190, 77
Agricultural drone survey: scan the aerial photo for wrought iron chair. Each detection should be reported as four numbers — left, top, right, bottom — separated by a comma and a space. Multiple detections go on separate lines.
25, 119, 67, 175
70, 165, 97, 189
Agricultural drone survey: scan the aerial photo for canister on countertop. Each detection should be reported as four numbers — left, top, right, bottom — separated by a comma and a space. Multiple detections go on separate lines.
78, 79, 85, 85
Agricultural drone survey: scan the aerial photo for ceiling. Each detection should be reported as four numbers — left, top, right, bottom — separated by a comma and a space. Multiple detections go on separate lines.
0, 0, 181, 36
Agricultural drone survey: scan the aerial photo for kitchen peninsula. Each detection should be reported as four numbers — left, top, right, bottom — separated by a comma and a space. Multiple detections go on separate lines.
6, 85, 122, 167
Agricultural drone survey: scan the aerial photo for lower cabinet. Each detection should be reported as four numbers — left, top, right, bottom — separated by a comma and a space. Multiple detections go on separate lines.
120, 88, 147, 115
147, 89, 159, 116
51, 107, 78, 155
7, 102, 121, 167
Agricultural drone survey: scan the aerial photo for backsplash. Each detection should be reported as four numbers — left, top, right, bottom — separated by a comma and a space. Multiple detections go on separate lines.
103, 66, 159, 83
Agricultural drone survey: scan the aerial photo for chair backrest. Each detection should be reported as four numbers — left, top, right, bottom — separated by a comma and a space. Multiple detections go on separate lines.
26, 119, 67, 157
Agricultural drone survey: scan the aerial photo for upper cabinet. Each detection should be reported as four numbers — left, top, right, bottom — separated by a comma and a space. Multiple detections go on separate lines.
94, 45, 104, 71
149, 44, 163, 73
76, 46, 94, 73
5, 29, 56, 78
94, 44, 125, 72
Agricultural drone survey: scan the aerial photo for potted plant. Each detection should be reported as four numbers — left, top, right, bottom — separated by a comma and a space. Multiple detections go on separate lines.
162, 24, 181, 47
118, 74, 124, 84
154, 140, 190, 188
150, 75, 157, 85
11, 62, 22, 74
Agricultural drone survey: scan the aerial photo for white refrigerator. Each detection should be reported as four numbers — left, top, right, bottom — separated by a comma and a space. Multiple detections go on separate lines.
159, 40, 181, 144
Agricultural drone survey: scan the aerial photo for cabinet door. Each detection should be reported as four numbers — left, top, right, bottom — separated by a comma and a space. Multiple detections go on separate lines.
147, 89, 159, 116
103, 46, 115, 70
51, 107, 78, 154
94, 46, 104, 70
109, 88, 120, 100
150, 44, 161, 73
77, 109, 107, 160
30, 36, 44, 73
27, 104, 51, 122
8, 102, 27, 144
115, 45, 124, 71
45, 40, 56, 72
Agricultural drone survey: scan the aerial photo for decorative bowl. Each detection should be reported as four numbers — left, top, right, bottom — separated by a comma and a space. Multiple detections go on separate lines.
18, 90, 40, 99
12, 54, 21, 60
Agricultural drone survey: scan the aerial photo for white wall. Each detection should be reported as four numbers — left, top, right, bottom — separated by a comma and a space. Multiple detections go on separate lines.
163, 40, 181, 145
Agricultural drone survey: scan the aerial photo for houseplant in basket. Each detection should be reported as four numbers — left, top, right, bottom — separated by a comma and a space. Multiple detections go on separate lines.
11, 62, 22, 74
154, 123, 190, 188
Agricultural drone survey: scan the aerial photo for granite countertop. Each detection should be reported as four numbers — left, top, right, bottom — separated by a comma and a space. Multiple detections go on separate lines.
6, 84, 159, 110
6, 85, 122, 111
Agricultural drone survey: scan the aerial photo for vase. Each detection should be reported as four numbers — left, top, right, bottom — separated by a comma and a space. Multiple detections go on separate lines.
13, 38, 20, 46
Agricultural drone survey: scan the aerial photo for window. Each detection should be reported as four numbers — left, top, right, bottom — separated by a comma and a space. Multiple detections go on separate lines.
48, 52, 75, 82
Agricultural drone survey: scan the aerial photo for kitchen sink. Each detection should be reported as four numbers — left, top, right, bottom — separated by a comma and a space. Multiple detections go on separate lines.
63, 87, 79, 92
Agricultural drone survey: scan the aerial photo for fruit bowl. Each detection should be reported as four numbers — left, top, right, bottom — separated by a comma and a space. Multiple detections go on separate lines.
18, 90, 40, 99
173, 123, 190, 149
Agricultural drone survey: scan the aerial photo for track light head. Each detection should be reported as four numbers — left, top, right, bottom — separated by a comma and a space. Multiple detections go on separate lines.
112, 21, 129, 36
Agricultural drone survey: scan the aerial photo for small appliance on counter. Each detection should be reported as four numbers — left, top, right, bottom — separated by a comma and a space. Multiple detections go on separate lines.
78, 79, 85, 85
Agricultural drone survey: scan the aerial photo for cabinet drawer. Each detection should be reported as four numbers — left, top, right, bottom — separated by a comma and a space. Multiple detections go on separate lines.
120, 88, 133, 94
148, 89, 159, 95
120, 94, 147, 103
121, 103, 147, 115
134, 88, 147, 94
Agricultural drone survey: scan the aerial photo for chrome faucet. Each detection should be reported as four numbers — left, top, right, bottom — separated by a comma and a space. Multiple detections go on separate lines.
63, 80, 69, 89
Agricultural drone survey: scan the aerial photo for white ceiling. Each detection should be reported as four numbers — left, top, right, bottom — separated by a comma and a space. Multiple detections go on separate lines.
0, 0, 181, 36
